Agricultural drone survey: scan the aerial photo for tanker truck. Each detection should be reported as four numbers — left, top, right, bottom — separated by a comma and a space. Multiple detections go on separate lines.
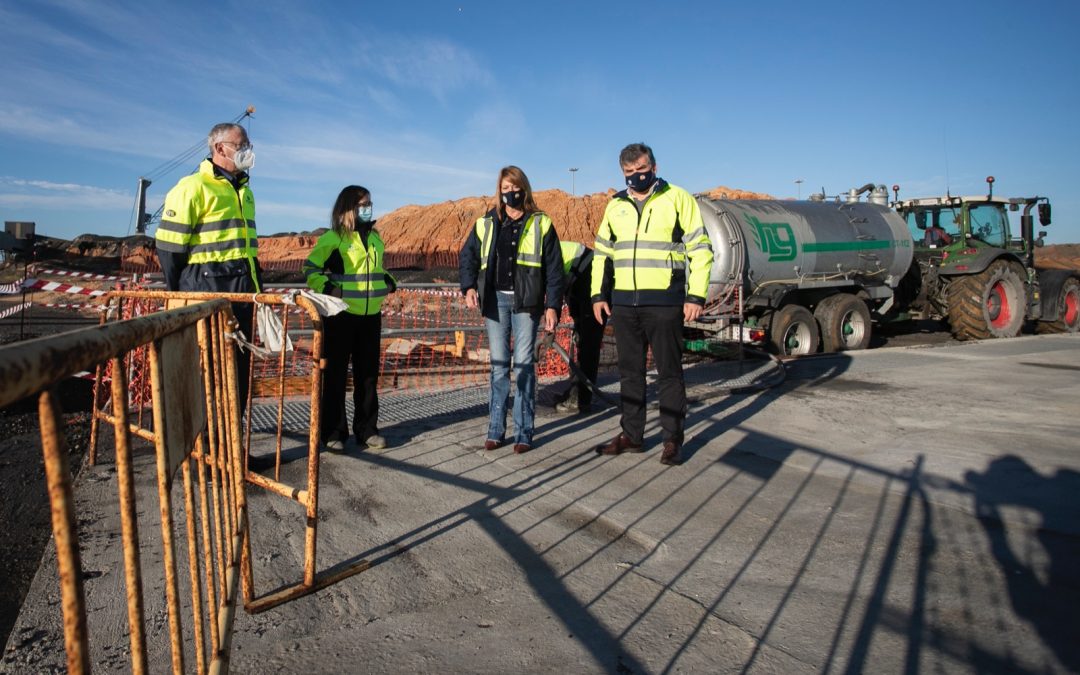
698, 184, 912, 355
696, 179, 1080, 356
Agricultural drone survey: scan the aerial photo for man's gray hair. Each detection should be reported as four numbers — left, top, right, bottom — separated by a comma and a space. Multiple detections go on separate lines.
207, 123, 246, 151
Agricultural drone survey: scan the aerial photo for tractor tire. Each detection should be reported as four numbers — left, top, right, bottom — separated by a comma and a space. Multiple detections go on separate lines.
814, 293, 872, 352
946, 260, 1025, 340
768, 304, 820, 356
1036, 276, 1080, 334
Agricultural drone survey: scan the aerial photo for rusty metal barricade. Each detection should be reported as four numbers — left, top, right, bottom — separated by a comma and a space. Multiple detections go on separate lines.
0, 299, 247, 674
86, 290, 371, 615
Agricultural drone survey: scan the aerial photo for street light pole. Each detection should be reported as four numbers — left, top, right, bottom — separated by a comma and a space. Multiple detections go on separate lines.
795, 178, 804, 200
569, 167, 579, 196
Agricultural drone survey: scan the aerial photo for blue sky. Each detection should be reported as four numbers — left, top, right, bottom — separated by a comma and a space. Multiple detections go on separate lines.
2, 0, 1079, 243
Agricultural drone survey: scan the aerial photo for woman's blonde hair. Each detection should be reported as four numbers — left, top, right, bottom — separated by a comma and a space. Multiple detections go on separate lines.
495, 166, 538, 219
331, 185, 371, 236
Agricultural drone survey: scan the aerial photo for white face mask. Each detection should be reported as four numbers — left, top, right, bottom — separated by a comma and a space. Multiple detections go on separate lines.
356, 205, 373, 223
231, 145, 255, 171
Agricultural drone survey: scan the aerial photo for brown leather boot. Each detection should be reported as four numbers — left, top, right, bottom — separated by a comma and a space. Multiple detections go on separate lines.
596, 432, 643, 456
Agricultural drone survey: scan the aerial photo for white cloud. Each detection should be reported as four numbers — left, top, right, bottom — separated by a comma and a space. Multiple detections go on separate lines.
0, 177, 130, 210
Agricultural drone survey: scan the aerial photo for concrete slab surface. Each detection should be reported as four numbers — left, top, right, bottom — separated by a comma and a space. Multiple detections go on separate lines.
3, 334, 1079, 674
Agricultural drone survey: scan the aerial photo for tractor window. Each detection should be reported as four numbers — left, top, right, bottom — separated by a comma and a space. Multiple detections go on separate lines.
968, 205, 1008, 247
905, 207, 960, 248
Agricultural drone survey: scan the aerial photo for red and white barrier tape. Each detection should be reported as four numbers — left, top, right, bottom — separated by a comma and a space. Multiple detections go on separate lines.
0, 279, 23, 295
21, 278, 108, 297
0, 302, 32, 319
41, 302, 104, 311
27, 265, 132, 282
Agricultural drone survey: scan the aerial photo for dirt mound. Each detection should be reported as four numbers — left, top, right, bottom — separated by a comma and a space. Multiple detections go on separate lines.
290, 185, 776, 260
1035, 243, 1080, 270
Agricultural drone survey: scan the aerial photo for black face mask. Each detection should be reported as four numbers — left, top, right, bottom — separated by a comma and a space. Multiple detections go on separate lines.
625, 170, 657, 194
501, 189, 525, 209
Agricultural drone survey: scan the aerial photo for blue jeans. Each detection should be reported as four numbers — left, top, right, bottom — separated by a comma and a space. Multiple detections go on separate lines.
484, 291, 539, 445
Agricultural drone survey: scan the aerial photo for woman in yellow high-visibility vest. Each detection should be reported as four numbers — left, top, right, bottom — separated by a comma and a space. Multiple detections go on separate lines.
304, 185, 396, 452
459, 166, 565, 454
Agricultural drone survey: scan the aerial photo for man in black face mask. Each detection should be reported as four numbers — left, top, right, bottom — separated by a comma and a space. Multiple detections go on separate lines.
590, 143, 713, 466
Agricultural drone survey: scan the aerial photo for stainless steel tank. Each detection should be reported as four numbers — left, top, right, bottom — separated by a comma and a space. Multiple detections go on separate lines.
697, 196, 914, 307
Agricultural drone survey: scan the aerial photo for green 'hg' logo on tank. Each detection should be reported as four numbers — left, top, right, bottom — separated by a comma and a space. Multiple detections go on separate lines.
746, 215, 797, 262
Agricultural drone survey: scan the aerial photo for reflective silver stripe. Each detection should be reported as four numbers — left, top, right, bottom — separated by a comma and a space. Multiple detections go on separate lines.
613, 258, 683, 269
686, 241, 712, 252
157, 219, 191, 234
188, 240, 252, 255
156, 239, 187, 253
612, 240, 678, 252
342, 287, 388, 299
516, 213, 544, 265
682, 226, 707, 243
328, 273, 385, 283
595, 235, 614, 249
190, 217, 249, 233
478, 217, 494, 270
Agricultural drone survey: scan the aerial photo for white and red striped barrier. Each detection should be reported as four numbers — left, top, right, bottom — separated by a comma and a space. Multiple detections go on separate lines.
0, 279, 23, 295
0, 302, 31, 319
27, 265, 132, 282
22, 278, 108, 297
41, 302, 104, 311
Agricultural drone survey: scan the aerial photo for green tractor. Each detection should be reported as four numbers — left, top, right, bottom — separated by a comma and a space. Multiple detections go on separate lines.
891, 177, 1080, 339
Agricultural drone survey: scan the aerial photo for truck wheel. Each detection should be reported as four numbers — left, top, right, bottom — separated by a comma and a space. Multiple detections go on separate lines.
814, 294, 871, 352
769, 305, 820, 356
947, 260, 1025, 340
1036, 277, 1080, 334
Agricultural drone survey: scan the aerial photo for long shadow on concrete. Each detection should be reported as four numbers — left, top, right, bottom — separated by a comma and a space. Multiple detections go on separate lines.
247, 353, 1078, 672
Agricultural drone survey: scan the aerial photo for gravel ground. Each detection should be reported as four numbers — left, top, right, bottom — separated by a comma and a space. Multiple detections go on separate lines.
0, 330, 95, 651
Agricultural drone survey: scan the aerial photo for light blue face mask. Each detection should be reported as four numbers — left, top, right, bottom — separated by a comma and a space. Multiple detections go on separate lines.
356, 205, 374, 223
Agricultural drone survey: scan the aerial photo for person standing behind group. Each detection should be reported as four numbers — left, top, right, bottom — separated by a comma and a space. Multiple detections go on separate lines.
591, 143, 714, 466
304, 186, 396, 452
459, 166, 565, 454
553, 240, 608, 415
155, 122, 261, 427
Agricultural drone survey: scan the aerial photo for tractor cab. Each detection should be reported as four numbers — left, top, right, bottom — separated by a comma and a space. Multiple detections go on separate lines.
892, 177, 1050, 273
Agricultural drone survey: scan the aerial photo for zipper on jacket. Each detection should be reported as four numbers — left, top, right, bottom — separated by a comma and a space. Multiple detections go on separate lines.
234, 185, 260, 292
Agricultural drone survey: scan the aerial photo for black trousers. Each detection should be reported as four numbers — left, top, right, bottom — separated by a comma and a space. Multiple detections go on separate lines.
568, 302, 605, 407
610, 304, 685, 444
321, 312, 381, 443
232, 302, 253, 413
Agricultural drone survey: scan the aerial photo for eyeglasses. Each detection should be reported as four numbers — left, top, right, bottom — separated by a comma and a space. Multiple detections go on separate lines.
220, 140, 253, 152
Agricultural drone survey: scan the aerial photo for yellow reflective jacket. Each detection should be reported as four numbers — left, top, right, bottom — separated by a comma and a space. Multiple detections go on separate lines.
590, 180, 713, 306
156, 159, 260, 292
304, 226, 396, 316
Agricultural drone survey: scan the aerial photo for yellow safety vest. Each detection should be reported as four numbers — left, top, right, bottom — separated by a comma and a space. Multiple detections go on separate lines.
476, 212, 551, 271
304, 227, 395, 316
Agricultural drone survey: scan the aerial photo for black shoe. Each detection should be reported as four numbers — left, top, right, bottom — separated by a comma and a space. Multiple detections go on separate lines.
596, 432, 643, 456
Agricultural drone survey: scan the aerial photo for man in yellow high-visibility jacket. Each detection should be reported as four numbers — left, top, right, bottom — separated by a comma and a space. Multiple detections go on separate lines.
155, 122, 262, 440
591, 143, 713, 466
